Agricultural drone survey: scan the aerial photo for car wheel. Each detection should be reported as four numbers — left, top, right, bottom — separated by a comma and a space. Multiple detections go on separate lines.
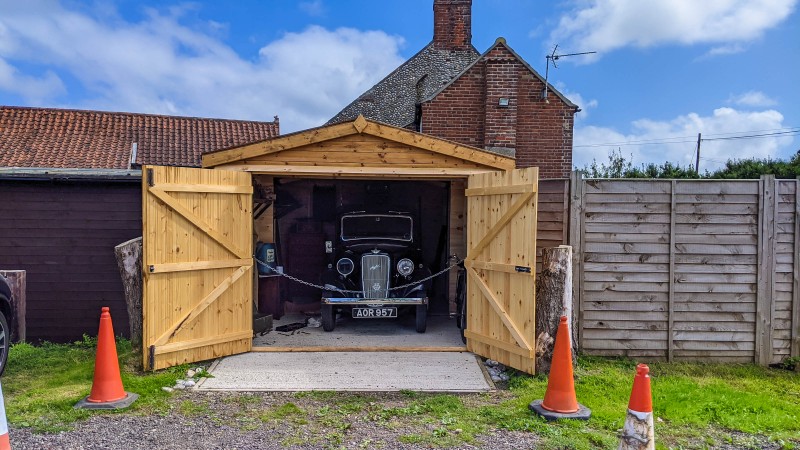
458, 294, 467, 344
0, 308, 9, 376
321, 304, 335, 332
415, 304, 427, 333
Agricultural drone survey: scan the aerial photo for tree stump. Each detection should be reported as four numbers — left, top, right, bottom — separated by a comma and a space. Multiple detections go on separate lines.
0, 270, 26, 342
115, 237, 142, 350
535, 245, 576, 375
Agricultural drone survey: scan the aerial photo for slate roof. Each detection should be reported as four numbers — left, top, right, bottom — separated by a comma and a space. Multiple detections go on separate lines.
326, 43, 479, 128
0, 106, 279, 169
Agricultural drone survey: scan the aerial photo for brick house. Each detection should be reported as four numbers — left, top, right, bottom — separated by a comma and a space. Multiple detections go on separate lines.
328, 0, 578, 178
0, 106, 278, 342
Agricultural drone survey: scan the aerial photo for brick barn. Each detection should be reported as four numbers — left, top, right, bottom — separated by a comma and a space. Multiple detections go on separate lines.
328, 0, 579, 178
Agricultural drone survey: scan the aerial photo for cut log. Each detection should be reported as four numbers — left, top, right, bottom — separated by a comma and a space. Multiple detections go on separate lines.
115, 237, 142, 350
535, 245, 576, 375
0, 270, 26, 342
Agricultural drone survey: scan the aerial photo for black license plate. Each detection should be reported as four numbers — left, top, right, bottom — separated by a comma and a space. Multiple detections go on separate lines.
352, 307, 397, 318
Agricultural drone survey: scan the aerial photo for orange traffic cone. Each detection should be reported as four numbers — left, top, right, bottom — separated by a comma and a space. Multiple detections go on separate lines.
619, 364, 655, 450
0, 380, 11, 450
75, 307, 138, 410
529, 316, 591, 420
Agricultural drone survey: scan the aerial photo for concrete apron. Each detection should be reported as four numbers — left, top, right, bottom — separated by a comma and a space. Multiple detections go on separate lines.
195, 351, 494, 392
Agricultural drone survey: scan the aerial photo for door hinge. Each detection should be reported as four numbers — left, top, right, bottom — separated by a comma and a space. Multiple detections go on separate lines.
146, 168, 154, 187
515, 266, 531, 273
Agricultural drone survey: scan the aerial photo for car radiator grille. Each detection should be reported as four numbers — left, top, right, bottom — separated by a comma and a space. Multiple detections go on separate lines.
361, 254, 390, 299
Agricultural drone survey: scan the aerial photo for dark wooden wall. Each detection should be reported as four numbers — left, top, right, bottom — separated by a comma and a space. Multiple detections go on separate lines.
0, 179, 141, 342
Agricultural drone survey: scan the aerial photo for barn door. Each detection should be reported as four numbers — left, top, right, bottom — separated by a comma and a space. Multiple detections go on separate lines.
142, 166, 253, 370
465, 168, 538, 374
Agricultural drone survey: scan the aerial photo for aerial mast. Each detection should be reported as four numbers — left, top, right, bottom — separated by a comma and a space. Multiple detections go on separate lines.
542, 44, 597, 101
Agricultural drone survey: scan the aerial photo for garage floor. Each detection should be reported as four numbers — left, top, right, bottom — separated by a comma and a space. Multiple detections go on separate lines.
252, 313, 466, 350
195, 313, 489, 392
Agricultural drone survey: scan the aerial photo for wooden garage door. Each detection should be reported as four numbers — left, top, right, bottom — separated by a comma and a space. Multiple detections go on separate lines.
465, 168, 539, 374
142, 166, 253, 370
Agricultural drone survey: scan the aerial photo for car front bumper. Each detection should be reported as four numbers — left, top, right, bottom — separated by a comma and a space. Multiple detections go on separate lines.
321, 297, 428, 306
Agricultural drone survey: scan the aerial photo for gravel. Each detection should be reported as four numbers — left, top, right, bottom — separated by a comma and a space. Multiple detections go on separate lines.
9, 391, 541, 450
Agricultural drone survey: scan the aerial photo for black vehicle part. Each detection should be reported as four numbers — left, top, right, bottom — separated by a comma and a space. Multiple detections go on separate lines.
415, 304, 427, 333
321, 304, 335, 332
455, 264, 467, 343
0, 308, 8, 376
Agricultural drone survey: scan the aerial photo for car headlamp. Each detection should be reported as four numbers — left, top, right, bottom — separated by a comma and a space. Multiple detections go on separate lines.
397, 258, 414, 277
336, 258, 354, 276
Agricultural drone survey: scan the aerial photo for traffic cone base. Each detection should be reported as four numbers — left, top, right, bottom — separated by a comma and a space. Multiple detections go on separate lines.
529, 399, 591, 421
75, 307, 138, 410
618, 364, 655, 450
529, 316, 591, 421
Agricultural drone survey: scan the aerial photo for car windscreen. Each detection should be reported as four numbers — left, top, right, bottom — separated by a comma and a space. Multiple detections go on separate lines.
341, 215, 413, 241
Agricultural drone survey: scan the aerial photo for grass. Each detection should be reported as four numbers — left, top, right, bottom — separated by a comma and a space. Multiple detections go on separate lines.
1, 339, 799, 449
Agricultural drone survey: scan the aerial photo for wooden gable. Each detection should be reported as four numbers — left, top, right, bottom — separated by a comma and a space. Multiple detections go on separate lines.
202, 115, 514, 178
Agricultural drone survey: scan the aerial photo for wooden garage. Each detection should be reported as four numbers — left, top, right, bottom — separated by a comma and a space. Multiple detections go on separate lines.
141, 116, 540, 374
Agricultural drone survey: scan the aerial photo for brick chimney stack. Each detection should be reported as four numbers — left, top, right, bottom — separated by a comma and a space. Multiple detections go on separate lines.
433, 0, 472, 51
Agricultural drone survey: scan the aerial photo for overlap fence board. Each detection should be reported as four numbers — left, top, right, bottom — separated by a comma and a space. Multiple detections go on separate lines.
572, 175, 800, 364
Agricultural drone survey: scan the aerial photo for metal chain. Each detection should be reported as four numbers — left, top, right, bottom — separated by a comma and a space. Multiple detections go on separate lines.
254, 256, 463, 295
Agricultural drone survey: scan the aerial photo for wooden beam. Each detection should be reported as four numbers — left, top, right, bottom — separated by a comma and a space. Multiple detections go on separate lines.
468, 266, 533, 351
756, 175, 776, 365
362, 121, 516, 171
156, 183, 253, 194
202, 121, 359, 167
465, 192, 533, 261
467, 260, 534, 276
251, 346, 468, 352
154, 330, 252, 355
464, 330, 535, 358
153, 266, 249, 347
465, 184, 536, 197
149, 259, 252, 274
211, 164, 495, 179
147, 187, 249, 259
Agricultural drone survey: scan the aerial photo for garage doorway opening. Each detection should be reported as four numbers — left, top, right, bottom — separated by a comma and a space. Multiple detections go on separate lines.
252, 177, 466, 351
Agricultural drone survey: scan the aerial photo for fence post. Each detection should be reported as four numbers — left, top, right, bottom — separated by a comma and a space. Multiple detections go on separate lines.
667, 180, 676, 362
756, 175, 777, 365
568, 171, 584, 350
793, 177, 800, 358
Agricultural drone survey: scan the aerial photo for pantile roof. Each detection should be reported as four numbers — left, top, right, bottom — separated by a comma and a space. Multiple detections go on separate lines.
0, 106, 279, 169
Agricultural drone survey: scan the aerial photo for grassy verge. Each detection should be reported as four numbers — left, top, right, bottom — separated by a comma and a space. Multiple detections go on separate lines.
2, 339, 798, 449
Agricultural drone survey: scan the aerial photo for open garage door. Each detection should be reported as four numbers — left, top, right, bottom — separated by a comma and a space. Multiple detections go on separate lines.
464, 168, 539, 374
142, 166, 253, 370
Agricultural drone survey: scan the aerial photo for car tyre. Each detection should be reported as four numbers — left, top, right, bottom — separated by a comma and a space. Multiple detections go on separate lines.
321, 304, 335, 332
0, 307, 9, 376
458, 295, 467, 344
415, 304, 427, 333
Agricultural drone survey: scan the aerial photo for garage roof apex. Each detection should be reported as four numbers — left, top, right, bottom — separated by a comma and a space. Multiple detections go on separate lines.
202, 115, 515, 173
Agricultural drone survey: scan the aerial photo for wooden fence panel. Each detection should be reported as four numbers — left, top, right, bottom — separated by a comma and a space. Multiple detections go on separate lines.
536, 180, 569, 274
573, 176, 798, 364
579, 179, 671, 359
773, 180, 797, 361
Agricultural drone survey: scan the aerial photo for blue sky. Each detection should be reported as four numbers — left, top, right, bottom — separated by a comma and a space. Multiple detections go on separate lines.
0, 0, 798, 171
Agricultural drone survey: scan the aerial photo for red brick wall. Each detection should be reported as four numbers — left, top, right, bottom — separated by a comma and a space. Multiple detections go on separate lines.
421, 44, 575, 178
433, 0, 472, 51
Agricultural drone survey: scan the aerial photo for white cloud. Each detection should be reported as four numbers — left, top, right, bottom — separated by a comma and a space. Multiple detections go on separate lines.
550, 0, 797, 58
574, 107, 795, 172
728, 91, 778, 107
0, 0, 405, 132
0, 59, 65, 102
556, 84, 598, 121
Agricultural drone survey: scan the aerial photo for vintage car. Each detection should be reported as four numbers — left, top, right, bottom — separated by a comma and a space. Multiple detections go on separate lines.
320, 211, 432, 333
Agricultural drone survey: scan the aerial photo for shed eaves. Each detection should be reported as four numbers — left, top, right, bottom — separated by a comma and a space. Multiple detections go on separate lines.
0, 106, 279, 169
326, 43, 479, 128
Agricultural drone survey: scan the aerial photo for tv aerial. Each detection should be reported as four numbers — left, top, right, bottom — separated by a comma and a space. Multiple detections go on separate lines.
542, 44, 597, 101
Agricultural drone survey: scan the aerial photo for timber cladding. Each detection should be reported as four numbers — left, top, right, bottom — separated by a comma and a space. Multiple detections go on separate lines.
572, 176, 798, 364
0, 179, 141, 342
